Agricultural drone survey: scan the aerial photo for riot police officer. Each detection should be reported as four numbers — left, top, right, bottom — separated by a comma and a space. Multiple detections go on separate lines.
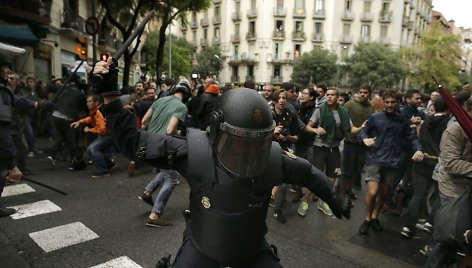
92, 58, 351, 267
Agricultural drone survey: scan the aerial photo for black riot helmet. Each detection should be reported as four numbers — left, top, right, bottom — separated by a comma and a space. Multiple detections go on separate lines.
170, 79, 191, 103
209, 88, 275, 178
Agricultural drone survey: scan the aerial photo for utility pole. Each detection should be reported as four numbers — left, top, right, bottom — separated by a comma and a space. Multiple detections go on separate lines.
168, 23, 172, 78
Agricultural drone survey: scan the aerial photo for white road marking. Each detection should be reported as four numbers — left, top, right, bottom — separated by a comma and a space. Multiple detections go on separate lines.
2, 184, 35, 197
9, 200, 62, 220
90, 256, 143, 268
29, 222, 99, 253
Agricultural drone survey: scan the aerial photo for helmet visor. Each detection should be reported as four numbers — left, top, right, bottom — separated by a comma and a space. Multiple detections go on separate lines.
215, 122, 274, 178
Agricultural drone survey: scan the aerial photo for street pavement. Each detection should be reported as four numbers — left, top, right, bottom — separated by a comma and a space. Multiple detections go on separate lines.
0, 139, 427, 268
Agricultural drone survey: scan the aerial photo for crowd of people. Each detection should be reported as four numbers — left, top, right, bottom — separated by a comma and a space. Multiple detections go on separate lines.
1, 57, 472, 267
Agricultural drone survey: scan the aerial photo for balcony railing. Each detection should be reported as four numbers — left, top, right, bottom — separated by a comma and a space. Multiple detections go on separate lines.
359, 36, 370, 43
312, 33, 323, 42
402, 15, 409, 27
271, 76, 284, 83
61, 11, 85, 33
232, 12, 241, 21
246, 32, 256, 41
213, 16, 221, 24
341, 11, 354, 21
313, 9, 326, 19
212, 37, 220, 45
378, 36, 390, 44
292, 31, 306, 41
200, 38, 208, 46
293, 8, 306, 18
200, 18, 209, 27
379, 11, 392, 23
231, 34, 240, 43
410, 0, 416, 8
247, 9, 257, 18
190, 20, 198, 29
274, 8, 286, 17
361, 12, 373, 22
273, 30, 286, 40
340, 35, 353, 44
245, 75, 255, 81
231, 76, 239, 82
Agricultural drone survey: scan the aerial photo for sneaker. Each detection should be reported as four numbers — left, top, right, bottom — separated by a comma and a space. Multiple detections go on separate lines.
27, 151, 34, 158
0, 207, 16, 217
87, 160, 93, 165
371, 218, 383, 231
47, 156, 57, 167
91, 172, 111, 178
138, 192, 154, 206
145, 217, 173, 227
401, 226, 415, 238
128, 161, 136, 177
297, 201, 309, 217
346, 189, 358, 200
317, 201, 334, 217
359, 220, 371, 235
416, 222, 433, 235
419, 245, 433, 257
273, 210, 287, 223
68, 165, 75, 171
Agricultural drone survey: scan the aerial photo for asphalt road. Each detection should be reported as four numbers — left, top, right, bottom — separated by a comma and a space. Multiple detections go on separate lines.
0, 141, 426, 268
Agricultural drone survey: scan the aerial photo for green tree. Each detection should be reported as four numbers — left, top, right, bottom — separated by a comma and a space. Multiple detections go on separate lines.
142, 31, 193, 79
345, 43, 407, 90
193, 45, 224, 79
402, 21, 462, 92
291, 47, 338, 87
154, 0, 211, 78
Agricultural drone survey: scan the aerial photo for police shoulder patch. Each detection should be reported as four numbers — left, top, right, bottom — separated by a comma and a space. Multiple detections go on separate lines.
284, 150, 297, 159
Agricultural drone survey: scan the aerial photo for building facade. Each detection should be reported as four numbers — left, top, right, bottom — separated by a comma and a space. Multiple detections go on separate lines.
179, 0, 432, 85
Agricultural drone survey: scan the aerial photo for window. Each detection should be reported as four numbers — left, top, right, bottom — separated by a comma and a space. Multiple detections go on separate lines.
363, 1, 371, 12
250, 0, 256, 9
249, 21, 255, 34
380, 25, 387, 38
295, 0, 305, 9
341, 46, 349, 59
295, 21, 303, 32
276, 20, 284, 31
275, 43, 280, 59
315, 22, 323, 34
248, 65, 254, 77
345, 0, 352, 11
235, 24, 240, 35
215, 6, 220, 17
249, 44, 255, 57
277, 0, 283, 9
314, 0, 324, 12
294, 44, 301, 58
343, 23, 350, 35
235, 1, 240, 11
204, 29, 208, 39
234, 45, 239, 57
232, 66, 239, 79
361, 25, 370, 39
192, 31, 197, 43
274, 65, 281, 79
215, 27, 220, 39
381, 1, 390, 13
191, 12, 197, 24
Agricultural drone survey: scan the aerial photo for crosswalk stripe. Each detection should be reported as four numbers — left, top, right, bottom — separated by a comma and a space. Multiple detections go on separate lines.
9, 200, 62, 220
29, 222, 99, 253
2, 184, 35, 197
90, 256, 143, 268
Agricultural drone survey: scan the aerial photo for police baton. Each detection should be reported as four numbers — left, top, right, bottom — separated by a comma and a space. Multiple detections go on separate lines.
21, 176, 68, 196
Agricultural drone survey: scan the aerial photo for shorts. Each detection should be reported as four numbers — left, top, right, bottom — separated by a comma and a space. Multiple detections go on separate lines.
365, 165, 399, 187
312, 145, 340, 178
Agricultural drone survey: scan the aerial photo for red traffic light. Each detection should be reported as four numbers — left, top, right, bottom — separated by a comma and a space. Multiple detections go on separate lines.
100, 53, 108, 61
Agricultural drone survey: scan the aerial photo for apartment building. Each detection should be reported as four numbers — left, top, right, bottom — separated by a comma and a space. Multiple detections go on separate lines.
179, 0, 432, 85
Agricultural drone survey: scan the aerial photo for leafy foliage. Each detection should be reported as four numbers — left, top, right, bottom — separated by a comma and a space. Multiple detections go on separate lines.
402, 21, 462, 92
291, 47, 338, 88
193, 45, 224, 79
345, 42, 407, 90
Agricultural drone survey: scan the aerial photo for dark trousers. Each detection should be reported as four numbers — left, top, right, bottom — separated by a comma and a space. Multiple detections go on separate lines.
405, 167, 434, 227
173, 223, 282, 268
52, 116, 78, 160
12, 133, 27, 171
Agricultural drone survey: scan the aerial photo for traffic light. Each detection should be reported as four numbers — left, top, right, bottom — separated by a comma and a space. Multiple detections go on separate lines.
100, 52, 108, 61
74, 37, 88, 60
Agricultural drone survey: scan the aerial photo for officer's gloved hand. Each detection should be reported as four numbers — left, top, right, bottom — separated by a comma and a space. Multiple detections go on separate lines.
89, 57, 120, 96
331, 195, 352, 220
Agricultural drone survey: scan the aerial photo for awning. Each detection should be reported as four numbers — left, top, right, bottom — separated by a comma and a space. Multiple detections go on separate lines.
0, 41, 25, 54
0, 22, 38, 45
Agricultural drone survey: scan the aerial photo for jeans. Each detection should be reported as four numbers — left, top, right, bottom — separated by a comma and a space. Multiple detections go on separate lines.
405, 167, 434, 227
24, 116, 35, 152
274, 183, 288, 211
145, 169, 180, 215
87, 136, 114, 173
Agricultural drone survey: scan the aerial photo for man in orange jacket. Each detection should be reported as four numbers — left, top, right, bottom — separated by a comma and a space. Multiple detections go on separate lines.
70, 94, 114, 178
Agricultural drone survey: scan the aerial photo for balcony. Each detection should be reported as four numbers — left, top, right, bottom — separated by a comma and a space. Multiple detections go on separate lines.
200, 38, 209, 47
245, 75, 255, 81
407, 20, 414, 30
271, 76, 284, 83
213, 0, 222, 3
379, 11, 392, 23
247, 9, 257, 19
273, 30, 286, 40
274, 7, 286, 17
313, 9, 326, 19
293, 8, 306, 18
359, 36, 370, 43
228, 56, 240, 65
232, 12, 241, 21
415, 27, 422, 36
402, 15, 409, 27
240, 53, 258, 63
231, 34, 240, 43
361, 12, 374, 22
190, 20, 198, 29
340, 35, 353, 44
378, 37, 390, 44
410, 0, 416, 8
200, 18, 209, 27
292, 31, 306, 42
212, 37, 220, 45
0, 1, 51, 25
246, 32, 256, 41
341, 11, 354, 21
61, 11, 85, 34
213, 16, 221, 25
312, 33, 323, 42
231, 76, 240, 82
